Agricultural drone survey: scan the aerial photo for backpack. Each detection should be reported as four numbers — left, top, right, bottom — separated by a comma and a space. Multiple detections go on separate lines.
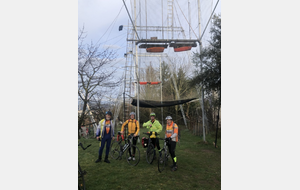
141, 137, 148, 148
125, 119, 138, 133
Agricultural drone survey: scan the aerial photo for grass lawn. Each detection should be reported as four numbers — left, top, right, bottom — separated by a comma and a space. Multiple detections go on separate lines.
78, 125, 221, 190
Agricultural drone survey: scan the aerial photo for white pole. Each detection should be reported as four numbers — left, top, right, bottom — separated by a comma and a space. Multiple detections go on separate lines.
188, 0, 191, 39
198, 0, 206, 141
160, 56, 163, 127
145, 0, 147, 40
134, 0, 140, 142
172, 0, 174, 39
161, 0, 164, 39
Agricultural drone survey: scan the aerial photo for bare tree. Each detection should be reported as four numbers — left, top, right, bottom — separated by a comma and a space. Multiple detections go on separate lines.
78, 28, 118, 139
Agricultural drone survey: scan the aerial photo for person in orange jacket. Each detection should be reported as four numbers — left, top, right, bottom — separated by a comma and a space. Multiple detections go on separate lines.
165, 116, 178, 171
121, 112, 140, 161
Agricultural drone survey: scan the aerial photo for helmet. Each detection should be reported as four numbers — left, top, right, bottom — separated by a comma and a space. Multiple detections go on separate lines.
150, 112, 156, 117
165, 116, 172, 120
105, 111, 112, 116
129, 112, 135, 116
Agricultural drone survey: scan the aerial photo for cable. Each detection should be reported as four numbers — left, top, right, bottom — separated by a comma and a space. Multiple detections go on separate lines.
173, 1, 187, 39
122, 0, 140, 40
95, 3, 125, 45
175, 0, 199, 40
199, 0, 220, 42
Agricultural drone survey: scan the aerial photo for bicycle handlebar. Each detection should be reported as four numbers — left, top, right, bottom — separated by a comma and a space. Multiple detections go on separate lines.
158, 138, 170, 141
143, 132, 158, 136
126, 134, 140, 140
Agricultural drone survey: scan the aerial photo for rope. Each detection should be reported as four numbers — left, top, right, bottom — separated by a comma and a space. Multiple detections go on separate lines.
95, 3, 125, 45
174, 0, 199, 40
173, 3, 185, 39
122, 0, 140, 40
199, 0, 220, 42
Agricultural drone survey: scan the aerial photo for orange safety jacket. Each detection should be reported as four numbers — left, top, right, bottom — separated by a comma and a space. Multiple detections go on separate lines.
165, 121, 178, 142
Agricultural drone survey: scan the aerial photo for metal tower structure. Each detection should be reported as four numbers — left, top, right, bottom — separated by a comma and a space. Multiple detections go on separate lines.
121, 0, 208, 132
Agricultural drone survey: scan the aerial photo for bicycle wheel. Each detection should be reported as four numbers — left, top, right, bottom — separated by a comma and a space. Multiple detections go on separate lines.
126, 145, 140, 166
158, 148, 167, 173
146, 144, 155, 164
110, 140, 121, 160
78, 163, 85, 190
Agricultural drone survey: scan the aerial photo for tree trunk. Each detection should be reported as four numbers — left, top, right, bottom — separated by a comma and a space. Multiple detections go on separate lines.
214, 103, 221, 148
78, 96, 88, 139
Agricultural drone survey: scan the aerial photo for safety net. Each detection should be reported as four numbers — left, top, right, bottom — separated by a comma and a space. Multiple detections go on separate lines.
131, 98, 197, 108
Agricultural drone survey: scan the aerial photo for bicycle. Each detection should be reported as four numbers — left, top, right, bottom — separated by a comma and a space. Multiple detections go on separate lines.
157, 138, 171, 173
110, 131, 124, 160
78, 142, 91, 190
142, 132, 157, 164
110, 133, 140, 166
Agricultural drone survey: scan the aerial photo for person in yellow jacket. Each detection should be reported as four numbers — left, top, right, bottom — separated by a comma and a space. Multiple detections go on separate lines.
143, 112, 162, 158
121, 112, 140, 161
165, 116, 178, 171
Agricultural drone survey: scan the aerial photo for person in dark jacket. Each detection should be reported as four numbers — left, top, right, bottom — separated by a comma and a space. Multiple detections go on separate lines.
95, 111, 115, 163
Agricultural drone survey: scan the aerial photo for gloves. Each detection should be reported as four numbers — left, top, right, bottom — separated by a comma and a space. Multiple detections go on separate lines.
168, 137, 172, 142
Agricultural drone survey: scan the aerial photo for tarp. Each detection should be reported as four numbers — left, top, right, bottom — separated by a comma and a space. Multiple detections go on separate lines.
131, 98, 197, 108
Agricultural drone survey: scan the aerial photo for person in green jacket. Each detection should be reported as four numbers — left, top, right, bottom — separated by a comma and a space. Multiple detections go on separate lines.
143, 112, 162, 157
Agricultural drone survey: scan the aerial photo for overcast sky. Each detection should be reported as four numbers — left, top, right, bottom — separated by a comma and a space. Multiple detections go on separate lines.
78, 0, 221, 101
78, 0, 221, 56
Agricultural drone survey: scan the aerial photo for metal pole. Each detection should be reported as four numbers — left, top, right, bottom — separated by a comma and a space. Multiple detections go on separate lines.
198, 0, 206, 141
123, 55, 127, 122
122, 0, 140, 40
123, 91, 125, 123
188, 0, 191, 39
160, 57, 163, 127
145, 0, 147, 40
134, 0, 140, 143
162, 0, 164, 39
172, 0, 174, 39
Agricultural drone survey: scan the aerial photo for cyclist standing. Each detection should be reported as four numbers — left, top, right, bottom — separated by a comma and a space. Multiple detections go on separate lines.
95, 111, 115, 163
143, 112, 162, 158
165, 116, 178, 171
121, 112, 140, 161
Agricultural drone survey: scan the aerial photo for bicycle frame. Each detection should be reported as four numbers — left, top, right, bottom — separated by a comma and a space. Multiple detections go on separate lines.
157, 138, 171, 173
78, 142, 91, 190
119, 134, 138, 157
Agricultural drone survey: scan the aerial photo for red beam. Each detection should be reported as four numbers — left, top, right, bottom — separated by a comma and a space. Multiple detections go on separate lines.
139, 82, 161, 85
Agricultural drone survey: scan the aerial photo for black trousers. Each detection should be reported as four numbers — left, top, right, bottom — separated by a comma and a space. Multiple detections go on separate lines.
150, 138, 161, 150
167, 141, 176, 162
128, 136, 137, 156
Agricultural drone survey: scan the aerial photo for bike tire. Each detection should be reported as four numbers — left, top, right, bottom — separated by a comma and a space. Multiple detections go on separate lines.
78, 163, 85, 190
110, 140, 121, 160
158, 148, 167, 173
146, 144, 155, 164
126, 145, 140, 166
